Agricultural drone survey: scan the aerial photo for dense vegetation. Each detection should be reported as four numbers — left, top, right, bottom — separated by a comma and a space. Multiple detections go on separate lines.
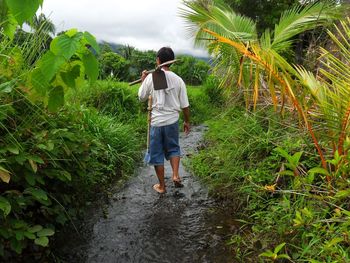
2, 0, 350, 262
99, 44, 211, 85
0, 3, 213, 258
183, 0, 350, 261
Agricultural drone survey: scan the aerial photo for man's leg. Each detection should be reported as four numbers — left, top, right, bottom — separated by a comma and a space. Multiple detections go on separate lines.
154, 165, 166, 193
169, 156, 180, 182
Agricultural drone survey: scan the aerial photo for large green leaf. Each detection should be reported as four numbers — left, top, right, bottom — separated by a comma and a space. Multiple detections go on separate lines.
3, 12, 17, 39
60, 64, 81, 89
82, 51, 99, 83
31, 52, 65, 95
0, 196, 11, 216
5, 0, 41, 25
31, 68, 50, 96
37, 51, 66, 82
84, 31, 100, 54
48, 86, 64, 112
50, 32, 83, 60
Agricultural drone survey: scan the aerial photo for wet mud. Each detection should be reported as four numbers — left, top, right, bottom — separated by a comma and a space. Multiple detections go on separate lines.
58, 126, 238, 263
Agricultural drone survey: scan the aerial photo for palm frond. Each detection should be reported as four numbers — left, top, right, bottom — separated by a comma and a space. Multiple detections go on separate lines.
180, 0, 257, 47
272, 2, 341, 52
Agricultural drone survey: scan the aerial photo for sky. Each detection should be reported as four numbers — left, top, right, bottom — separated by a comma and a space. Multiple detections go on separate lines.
39, 0, 208, 57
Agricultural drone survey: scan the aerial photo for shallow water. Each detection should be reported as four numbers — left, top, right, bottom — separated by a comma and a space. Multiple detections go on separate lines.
58, 126, 238, 263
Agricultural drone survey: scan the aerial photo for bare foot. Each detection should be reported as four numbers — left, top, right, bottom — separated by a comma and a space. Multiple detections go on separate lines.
153, 184, 166, 194
172, 176, 184, 188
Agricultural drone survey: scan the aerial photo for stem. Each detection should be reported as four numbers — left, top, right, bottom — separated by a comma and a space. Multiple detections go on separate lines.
337, 101, 350, 156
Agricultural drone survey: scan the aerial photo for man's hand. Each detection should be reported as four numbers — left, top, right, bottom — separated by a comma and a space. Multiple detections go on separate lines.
141, 70, 148, 82
183, 122, 190, 135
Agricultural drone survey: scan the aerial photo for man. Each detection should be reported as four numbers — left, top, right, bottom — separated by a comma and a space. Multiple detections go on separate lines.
138, 47, 190, 194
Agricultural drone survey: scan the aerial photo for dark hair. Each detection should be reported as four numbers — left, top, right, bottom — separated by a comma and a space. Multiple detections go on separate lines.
156, 47, 175, 64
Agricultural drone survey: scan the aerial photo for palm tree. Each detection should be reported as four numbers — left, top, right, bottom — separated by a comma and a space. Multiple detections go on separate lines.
31, 13, 56, 36
181, 0, 341, 171
296, 18, 350, 161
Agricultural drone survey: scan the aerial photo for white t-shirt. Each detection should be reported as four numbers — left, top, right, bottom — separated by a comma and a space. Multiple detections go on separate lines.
138, 69, 189, 127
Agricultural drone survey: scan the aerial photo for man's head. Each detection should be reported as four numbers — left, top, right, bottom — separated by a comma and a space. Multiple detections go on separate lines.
156, 47, 175, 65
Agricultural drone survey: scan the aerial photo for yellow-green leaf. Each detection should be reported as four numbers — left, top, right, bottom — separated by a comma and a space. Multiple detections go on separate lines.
29, 160, 37, 173
34, 236, 49, 247
0, 166, 10, 183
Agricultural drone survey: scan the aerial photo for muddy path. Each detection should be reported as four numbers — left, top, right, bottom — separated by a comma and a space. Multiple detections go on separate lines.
58, 126, 238, 263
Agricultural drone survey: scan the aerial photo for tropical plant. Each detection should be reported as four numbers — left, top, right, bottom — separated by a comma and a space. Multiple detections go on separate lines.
0, 0, 44, 39
29, 28, 100, 111
29, 13, 56, 36
181, 0, 341, 170
296, 17, 350, 161
223, 0, 300, 33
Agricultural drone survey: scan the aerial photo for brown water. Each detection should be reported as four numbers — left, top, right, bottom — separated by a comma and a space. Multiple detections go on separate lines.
57, 126, 238, 263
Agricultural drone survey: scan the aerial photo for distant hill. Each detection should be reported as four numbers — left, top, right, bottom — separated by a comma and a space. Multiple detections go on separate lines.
99, 41, 124, 53
99, 41, 210, 62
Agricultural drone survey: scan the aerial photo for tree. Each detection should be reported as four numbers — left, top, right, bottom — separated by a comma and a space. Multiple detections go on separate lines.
119, 44, 135, 60
181, 0, 341, 170
171, 55, 210, 85
129, 50, 157, 80
223, 0, 300, 33
30, 13, 56, 36
99, 52, 130, 80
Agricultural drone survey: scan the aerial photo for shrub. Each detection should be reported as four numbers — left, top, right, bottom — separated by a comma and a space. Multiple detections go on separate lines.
99, 52, 130, 80
172, 55, 210, 85
0, 91, 141, 259
203, 75, 225, 106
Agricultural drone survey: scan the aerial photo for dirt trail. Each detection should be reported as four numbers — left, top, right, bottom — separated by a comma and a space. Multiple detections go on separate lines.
59, 126, 237, 263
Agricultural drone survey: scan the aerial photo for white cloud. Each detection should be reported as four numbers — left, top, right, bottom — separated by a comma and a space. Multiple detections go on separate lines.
40, 0, 208, 57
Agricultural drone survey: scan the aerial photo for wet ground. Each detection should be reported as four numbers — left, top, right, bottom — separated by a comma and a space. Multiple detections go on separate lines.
58, 126, 238, 263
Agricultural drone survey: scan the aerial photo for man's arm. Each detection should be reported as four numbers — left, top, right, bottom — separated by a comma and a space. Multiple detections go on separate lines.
182, 107, 190, 135
138, 71, 151, 102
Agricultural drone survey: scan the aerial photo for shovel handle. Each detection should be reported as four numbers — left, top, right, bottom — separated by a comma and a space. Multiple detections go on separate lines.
128, 59, 178, 86
128, 70, 155, 86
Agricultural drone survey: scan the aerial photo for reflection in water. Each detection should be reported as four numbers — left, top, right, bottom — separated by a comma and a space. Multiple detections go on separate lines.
57, 126, 238, 263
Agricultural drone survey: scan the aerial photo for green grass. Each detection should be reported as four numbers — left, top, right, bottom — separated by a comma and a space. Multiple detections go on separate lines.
187, 106, 350, 262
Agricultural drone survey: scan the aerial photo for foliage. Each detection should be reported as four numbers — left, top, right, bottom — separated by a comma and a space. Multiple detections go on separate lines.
99, 52, 130, 80
203, 74, 226, 106
29, 13, 56, 36
171, 55, 210, 85
128, 49, 157, 81
0, 90, 141, 259
29, 28, 100, 112
181, 0, 342, 171
0, 0, 43, 39
189, 106, 350, 261
223, 0, 300, 33
296, 17, 350, 160
69, 80, 142, 123
0, 0, 142, 260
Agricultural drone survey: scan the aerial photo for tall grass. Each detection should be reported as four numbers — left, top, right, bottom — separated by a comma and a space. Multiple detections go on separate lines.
189, 105, 350, 261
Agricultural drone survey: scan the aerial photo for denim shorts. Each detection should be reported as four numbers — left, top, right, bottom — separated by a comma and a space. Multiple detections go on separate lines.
148, 121, 181, 166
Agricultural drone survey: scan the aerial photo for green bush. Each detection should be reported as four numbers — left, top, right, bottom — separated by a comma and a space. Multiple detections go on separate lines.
189, 106, 350, 261
99, 52, 130, 80
71, 80, 141, 122
203, 75, 225, 106
172, 55, 210, 85
0, 91, 141, 259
